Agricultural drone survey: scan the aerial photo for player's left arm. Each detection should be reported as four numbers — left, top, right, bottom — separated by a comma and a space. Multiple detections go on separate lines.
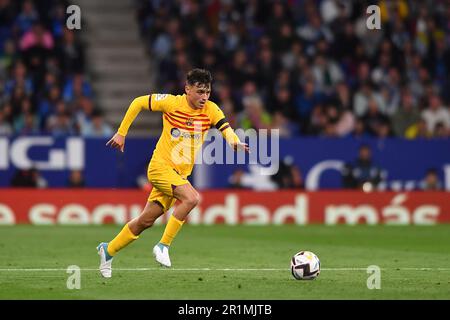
211, 105, 249, 153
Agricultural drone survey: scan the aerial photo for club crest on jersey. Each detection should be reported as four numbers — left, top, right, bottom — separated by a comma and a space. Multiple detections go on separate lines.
185, 117, 194, 126
171, 127, 181, 138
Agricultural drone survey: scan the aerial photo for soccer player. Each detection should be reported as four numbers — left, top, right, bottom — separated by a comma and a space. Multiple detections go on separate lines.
97, 68, 249, 278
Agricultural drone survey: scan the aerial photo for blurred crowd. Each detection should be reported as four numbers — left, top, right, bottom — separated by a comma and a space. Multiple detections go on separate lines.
227, 144, 443, 191
137, 0, 450, 139
1, 0, 448, 190
0, 0, 112, 137
228, 155, 305, 190
10, 168, 85, 188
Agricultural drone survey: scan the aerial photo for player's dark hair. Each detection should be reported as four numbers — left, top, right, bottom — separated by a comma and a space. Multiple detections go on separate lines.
186, 68, 212, 87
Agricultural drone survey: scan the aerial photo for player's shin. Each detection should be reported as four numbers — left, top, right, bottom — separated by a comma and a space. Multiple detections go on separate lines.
159, 214, 185, 246
107, 223, 139, 256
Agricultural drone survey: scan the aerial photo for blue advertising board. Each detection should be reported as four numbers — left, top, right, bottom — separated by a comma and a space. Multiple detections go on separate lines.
0, 136, 449, 190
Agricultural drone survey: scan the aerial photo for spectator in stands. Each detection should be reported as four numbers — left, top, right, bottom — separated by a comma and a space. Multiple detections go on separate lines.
228, 165, 278, 191
46, 102, 75, 137
306, 104, 327, 135
13, 98, 40, 135
47, 111, 75, 136
433, 122, 449, 138
67, 170, 85, 188
73, 96, 95, 133
405, 118, 432, 139
341, 162, 356, 189
19, 22, 54, 51
81, 110, 113, 137
271, 156, 304, 189
5, 60, 33, 96
216, 84, 237, 128
325, 103, 355, 137
297, 10, 331, 47
376, 121, 394, 139
353, 81, 386, 117
237, 94, 272, 130
391, 90, 421, 137
0, 104, 13, 131
361, 98, 391, 137
49, 3, 68, 39
14, 0, 39, 35
418, 168, 443, 191
63, 73, 93, 103
271, 85, 295, 118
332, 81, 352, 111
295, 80, 324, 124
341, 144, 386, 190
348, 118, 370, 139
311, 54, 344, 95
379, 68, 402, 116
10, 167, 47, 188
290, 164, 304, 189
228, 168, 249, 190
0, 108, 12, 135
271, 111, 299, 138
0, 39, 16, 74
37, 85, 60, 130
0, 103, 13, 124
0, 0, 16, 35
56, 28, 85, 74
421, 94, 450, 134
10, 169, 36, 187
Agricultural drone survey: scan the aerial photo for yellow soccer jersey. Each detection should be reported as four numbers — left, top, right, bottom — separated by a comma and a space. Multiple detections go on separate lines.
117, 93, 240, 176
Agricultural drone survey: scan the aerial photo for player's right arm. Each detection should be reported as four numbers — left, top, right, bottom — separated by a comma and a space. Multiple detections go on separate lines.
106, 94, 176, 152
106, 95, 150, 152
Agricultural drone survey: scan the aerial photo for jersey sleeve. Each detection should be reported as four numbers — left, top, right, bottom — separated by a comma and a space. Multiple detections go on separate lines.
150, 94, 177, 112
210, 103, 241, 146
117, 95, 150, 136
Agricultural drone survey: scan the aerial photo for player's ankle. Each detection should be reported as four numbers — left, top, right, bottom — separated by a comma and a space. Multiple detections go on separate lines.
158, 242, 169, 249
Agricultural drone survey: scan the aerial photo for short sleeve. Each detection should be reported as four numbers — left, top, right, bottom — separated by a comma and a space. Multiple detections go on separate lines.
150, 94, 177, 112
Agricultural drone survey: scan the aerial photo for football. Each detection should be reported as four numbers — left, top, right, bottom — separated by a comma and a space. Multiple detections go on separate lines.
290, 251, 321, 280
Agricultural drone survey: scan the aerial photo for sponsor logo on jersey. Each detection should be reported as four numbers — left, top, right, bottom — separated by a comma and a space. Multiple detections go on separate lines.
171, 128, 181, 138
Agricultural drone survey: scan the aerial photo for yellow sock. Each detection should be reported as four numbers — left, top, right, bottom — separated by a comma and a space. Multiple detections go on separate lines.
159, 215, 184, 246
107, 223, 139, 256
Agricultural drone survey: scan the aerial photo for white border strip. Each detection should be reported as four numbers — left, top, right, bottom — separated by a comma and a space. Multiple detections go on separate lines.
0, 267, 449, 272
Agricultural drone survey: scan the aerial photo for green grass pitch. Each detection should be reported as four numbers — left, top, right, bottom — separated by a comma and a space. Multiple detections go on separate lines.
0, 225, 449, 299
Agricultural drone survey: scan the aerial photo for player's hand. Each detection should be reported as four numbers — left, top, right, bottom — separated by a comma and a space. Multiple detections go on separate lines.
106, 133, 126, 152
232, 142, 250, 153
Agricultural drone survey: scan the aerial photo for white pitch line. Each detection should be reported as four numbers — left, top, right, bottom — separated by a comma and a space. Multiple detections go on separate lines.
0, 267, 449, 272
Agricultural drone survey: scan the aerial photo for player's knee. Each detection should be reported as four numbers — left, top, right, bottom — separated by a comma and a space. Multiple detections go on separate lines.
185, 192, 200, 208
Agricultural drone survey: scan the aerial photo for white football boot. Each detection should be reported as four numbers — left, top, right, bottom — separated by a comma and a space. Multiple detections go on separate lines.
97, 242, 113, 278
153, 243, 171, 267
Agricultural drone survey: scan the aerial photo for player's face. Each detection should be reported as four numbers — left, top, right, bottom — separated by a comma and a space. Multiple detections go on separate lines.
186, 83, 211, 109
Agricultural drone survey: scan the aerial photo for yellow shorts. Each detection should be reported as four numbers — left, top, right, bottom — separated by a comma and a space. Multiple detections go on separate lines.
147, 162, 190, 211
